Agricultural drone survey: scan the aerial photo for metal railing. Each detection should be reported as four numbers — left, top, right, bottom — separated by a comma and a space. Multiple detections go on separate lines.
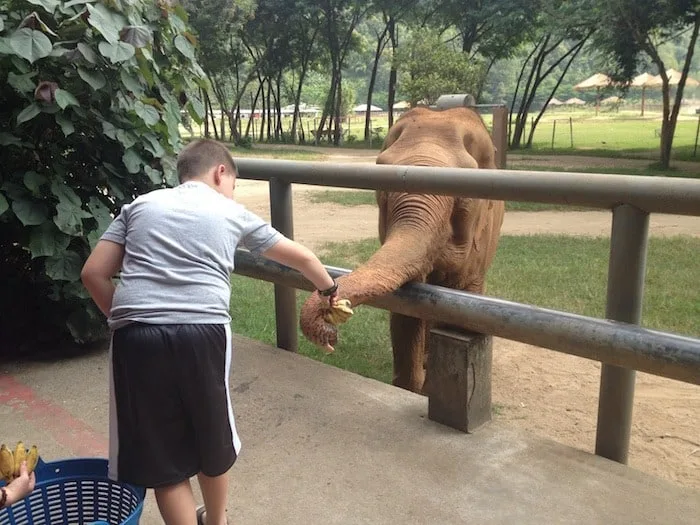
233, 157, 700, 465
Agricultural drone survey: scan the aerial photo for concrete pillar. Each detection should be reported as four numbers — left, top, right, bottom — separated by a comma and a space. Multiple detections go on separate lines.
425, 328, 493, 433
492, 106, 508, 169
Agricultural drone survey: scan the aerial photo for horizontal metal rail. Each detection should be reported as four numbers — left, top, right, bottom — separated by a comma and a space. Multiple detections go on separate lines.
233, 249, 700, 386
235, 158, 700, 216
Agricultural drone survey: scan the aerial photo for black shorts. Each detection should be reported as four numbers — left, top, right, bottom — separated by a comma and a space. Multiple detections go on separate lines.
108, 323, 240, 488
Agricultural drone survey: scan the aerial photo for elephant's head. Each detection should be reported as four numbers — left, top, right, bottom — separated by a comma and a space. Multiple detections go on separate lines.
300, 107, 504, 353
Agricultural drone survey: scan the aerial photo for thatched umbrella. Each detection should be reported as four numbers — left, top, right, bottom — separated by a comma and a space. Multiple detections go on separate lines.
573, 73, 615, 115
630, 73, 656, 116
631, 70, 699, 116
563, 97, 586, 105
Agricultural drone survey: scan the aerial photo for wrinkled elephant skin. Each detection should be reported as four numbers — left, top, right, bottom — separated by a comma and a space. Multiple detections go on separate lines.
300, 107, 505, 393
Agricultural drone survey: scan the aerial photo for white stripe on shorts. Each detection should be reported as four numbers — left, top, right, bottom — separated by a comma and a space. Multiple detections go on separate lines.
224, 324, 242, 455
108, 335, 119, 481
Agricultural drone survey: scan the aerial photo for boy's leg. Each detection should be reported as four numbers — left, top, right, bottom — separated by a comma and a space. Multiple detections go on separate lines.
154, 479, 197, 525
197, 471, 230, 525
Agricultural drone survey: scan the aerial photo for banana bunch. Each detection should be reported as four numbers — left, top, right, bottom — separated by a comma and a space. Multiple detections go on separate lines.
323, 298, 354, 326
0, 442, 39, 484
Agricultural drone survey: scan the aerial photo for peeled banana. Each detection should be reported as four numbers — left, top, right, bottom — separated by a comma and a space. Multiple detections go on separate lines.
323, 298, 354, 326
0, 442, 39, 483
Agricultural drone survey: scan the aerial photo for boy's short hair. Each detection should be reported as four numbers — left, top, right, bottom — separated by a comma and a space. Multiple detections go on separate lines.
177, 139, 238, 183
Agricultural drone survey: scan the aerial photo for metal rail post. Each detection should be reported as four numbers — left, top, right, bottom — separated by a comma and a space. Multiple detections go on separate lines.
595, 204, 650, 463
269, 178, 298, 352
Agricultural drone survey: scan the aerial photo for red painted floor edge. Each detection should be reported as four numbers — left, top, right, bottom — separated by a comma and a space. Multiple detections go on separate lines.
0, 374, 108, 458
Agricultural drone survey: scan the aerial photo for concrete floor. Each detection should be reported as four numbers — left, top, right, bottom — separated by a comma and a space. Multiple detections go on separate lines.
2, 335, 699, 524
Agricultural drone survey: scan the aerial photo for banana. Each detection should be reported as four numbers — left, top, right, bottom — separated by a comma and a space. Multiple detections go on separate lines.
323, 299, 354, 326
13, 441, 26, 478
26, 445, 39, 475
0, 444, 14, 483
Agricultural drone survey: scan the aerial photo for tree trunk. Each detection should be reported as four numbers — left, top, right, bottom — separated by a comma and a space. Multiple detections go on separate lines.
245, 84, 262, 138
365, 24, 390, 141
333, 69, 343, 145
511, 38, 548, 149
202, 87, 210, 138
387, 16, 398, 129
509, 41, 542, 145
657, 17, 699, 168
526, 39, 587, 147
205, 91, 219, 141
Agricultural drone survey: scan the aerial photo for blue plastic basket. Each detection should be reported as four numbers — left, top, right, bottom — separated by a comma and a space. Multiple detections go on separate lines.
0, 457, 145, 525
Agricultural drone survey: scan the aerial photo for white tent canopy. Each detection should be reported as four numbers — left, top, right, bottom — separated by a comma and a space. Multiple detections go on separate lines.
353, 104, 383, 112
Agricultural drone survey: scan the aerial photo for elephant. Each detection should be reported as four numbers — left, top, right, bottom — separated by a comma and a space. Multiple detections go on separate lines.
300, 106, 505, 394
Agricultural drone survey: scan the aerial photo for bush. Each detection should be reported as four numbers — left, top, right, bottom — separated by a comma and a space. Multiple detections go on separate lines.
0, 0, 207, 353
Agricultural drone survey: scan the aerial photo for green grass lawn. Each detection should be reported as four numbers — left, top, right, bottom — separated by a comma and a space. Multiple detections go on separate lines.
230, 235, 700, 384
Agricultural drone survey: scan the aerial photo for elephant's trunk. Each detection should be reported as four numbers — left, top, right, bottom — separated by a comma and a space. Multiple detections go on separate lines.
299, 193, 453, 351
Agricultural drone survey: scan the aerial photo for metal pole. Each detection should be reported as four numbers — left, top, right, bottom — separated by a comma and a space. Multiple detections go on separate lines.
491, 106, 508, 169
268, 178, 298, 352
551, 119, 557, 150
693, 114, 699, 158
595, 204, 649, 464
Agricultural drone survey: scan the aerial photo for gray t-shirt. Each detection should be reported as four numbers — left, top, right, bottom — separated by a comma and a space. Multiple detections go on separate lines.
101, 180, 283, 330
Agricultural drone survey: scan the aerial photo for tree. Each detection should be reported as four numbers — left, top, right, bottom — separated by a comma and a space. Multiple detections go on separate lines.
508, 1, 595, 149
395, 30, 484, 106
0, 0, 206, 353
592, 0, 700, 168
316, 0, 368, 145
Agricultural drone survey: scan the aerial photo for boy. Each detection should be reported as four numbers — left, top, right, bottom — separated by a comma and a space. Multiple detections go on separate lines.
81, 139, 339, 525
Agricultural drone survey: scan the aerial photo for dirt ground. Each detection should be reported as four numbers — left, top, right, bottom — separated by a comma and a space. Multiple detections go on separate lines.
234, 147, 700, 491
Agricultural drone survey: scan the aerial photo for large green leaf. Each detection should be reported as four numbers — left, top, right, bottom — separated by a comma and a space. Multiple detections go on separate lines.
161, 155, 178, 187
2, 182, 27, 201
9, 28, 52, 63
143, 133, 165, 158
29, 222, 71, 258
120, 69, 143, 95
24, 171, 48, 194
55, 88, 79, 109
77, 42, 97, 63
55, 113, 75, 136
64, 0, 92, 8
173, 35, 195, 59
116, 129, 137, 149
51, 180, 82, 207
16, 103, 41, 124
102, 120, 118, 139
0, 132, 23, 146
8, 71, 37, 93
12, 199, 49, 225
144, 166, 162, 185
26, 0, 59, 14
78, 67, 106, 90
87, 3, 124, 44
188, 94, 205, 121
134, 100, 159, 126
54, 201, 91, 236
87, 196, 114, 234
122, 148, 143, 174
0, 193, 8, 216
45, 251, 82, 281
119, 25, 152, 47
98, 40, 134, 63
0, 37, 12, 54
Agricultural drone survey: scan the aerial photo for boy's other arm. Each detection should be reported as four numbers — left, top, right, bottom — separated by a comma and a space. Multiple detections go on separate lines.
261, 238, 336, 295
81, 240, 125, 317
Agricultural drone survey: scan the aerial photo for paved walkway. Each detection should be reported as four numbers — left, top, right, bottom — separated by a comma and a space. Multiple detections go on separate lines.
2, 336, 699, 524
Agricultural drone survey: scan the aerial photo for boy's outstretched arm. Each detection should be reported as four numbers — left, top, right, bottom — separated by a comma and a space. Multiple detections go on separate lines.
261, 238, 337, 299
81, 240, 125, 317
